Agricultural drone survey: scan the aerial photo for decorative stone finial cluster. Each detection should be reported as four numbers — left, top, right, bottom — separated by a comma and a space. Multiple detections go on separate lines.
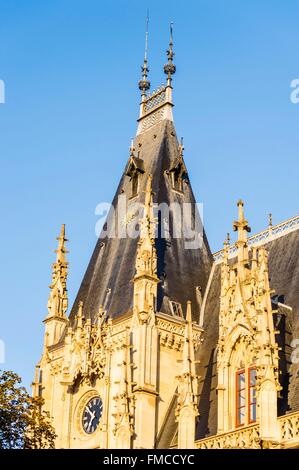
138, 13, 150, 97
47, 224, 68, 319
164, 22, 176, 86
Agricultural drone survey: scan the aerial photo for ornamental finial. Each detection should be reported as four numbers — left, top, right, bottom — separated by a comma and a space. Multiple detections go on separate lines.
55, 223, 68, 264
233, 200, 251, 266
164, 22, 176, 86
179, 137, 184, 159
129, 138, 135, 157
233, 200, 251, 238
47, 224, 68, 319
138, 11, 150, 98
224, 232, 230, 248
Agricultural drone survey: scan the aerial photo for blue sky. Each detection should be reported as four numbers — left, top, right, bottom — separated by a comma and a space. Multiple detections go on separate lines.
0, 0, 298, 389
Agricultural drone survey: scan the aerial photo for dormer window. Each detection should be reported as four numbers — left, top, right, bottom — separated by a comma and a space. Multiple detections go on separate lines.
169, 300, 183, 318
169, 160, 187, 193
131, 170, 139, 198
126, 156, 144, 198
172, 167, 183, 192
169, 140, 188, 194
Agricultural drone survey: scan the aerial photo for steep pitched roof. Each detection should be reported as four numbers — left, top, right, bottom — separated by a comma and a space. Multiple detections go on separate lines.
196, 226, 299, 440
69, 119, 213, 324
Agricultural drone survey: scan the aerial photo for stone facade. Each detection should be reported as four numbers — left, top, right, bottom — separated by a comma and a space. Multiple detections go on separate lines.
33, 37, 299, 449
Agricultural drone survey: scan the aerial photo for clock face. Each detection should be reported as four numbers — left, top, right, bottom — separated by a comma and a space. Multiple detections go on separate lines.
82, 396, 103, 434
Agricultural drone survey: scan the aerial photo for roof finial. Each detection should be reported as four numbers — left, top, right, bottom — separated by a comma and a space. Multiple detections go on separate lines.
47, 224, 68, 319
76, 300, 84, 329
233, 200, 251, 240
138, 11, 150, 98
129, 138, 135, 157
179, 137, 184, 158
233, 200, 251, 266
164, 22, 176, 86
55, 224, 68, 263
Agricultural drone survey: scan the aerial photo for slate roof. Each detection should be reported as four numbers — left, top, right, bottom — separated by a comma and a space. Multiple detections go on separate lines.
196, 228, 299, 440
69, 119, 213, 324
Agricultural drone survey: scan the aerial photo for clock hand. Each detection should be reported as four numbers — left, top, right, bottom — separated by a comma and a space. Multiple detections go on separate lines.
87, 412, 96, 432
86, 406, 94, 417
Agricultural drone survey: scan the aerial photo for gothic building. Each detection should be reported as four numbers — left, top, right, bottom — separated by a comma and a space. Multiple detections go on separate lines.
33, 30, 299, 449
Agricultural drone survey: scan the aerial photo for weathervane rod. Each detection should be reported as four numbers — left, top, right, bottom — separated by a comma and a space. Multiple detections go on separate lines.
138, 10, 151, 98
144, 9, 149, 60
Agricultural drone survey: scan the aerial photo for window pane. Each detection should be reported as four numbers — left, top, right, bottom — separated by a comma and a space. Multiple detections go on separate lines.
238, 391, 246, 407
250, 368, 256, 386
249, 368, 257, 423
250, 403, 256, 422
238, 372, 245, 389
250, 387, 256, 403
239, 407, 245, 425
236, 371, 246, 426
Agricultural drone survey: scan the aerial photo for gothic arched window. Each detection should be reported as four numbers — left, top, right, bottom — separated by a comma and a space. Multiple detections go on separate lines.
126, 156, 144, 199
248, 367, 257, 423
169, 159, 188, 194
172, 168, 183, 192
236, 366, 257, 427
236, 369, 246, 426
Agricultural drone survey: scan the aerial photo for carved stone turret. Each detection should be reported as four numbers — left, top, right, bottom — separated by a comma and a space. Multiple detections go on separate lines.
133, 174, 159, 322
113, 328, 134, 448
43, 224, 69, 347
131, 174, 159, 448
176, 301, 200, 449
217, 201, 280, 442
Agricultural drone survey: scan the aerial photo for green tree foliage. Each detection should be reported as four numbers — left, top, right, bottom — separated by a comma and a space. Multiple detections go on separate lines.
24, 396, 56, 449
0, 370, 56, 449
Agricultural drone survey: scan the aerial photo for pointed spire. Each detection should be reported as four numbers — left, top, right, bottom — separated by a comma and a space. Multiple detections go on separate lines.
176, 300, 199, 448
96, 305, 105, 326
233, 200, 251, 265
144, 173, 153, 214
55, 224, 68, 264
164, 22, 176, 87
186, 299, 192, 323
76, 300, 84, 329
140, 174, 156, 242
138, 12, 150, 98
134, 175, 158, 281
234, 200, 251, 238
223, 233, 230, 264
129, 138, 135, 157
182, 301, 195, 374
47, 224, 68, 318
